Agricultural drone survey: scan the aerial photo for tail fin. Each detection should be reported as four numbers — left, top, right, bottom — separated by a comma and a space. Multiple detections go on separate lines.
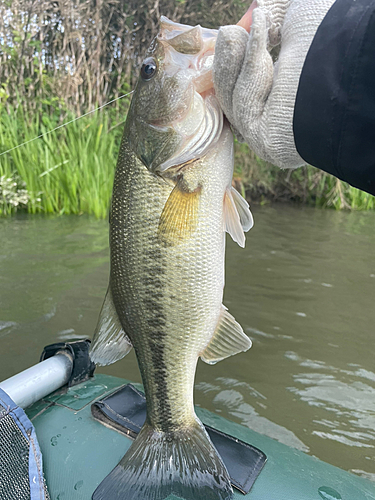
92, 419, 233, 500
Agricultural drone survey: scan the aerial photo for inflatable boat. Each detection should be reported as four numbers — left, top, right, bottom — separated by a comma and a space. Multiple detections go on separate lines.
1, 340, 374, 500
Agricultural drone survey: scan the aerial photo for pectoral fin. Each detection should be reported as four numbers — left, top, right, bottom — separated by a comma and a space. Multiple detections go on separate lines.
158, 179, 201, 245
200, 306, 252, 365
224, 186, 253, 248
90, 286, 132, 366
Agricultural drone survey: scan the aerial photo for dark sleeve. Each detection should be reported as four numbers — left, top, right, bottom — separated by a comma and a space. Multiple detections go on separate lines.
293, 0, 375, 196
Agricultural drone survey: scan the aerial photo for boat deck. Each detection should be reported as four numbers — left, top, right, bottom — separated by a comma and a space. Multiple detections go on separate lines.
26, 374, 375, 500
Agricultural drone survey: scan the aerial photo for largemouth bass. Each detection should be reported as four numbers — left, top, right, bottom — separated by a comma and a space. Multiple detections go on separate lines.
90, 17, 253, 500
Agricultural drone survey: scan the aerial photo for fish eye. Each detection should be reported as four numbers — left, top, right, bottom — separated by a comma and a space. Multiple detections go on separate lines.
141, 57, 158, 81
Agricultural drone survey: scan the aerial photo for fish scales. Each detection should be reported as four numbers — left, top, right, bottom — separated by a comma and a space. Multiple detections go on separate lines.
110, 129, 230, 429
91, 16, 253, 500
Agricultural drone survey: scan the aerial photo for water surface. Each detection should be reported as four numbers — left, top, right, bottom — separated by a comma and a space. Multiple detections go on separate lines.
0, 205, 374, 480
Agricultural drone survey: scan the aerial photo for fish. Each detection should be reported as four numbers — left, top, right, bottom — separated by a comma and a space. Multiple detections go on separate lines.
90, 16, 253, 500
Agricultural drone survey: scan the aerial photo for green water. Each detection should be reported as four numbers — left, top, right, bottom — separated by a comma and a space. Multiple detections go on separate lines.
0, 205, 374, 481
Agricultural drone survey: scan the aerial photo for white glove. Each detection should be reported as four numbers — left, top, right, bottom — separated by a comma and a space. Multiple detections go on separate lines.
213, 0, 335, 169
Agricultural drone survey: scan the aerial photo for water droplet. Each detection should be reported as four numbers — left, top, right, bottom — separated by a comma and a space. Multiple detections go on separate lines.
74, 480, 84, 490
50, 436, 58, 446
318, 486, 342, 500
57, 434, 61, 438
77, 416, 82, 421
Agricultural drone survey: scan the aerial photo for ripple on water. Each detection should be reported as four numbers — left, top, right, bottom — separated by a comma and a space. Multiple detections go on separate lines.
0, 321, 18, 339
1, 206, 375, 480
286, 352, 375, 451
196, 378, 310, 453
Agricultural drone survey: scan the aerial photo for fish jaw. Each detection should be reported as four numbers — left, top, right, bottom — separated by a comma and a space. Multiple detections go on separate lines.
126, 17, 223, 174
159, 16, 217, 94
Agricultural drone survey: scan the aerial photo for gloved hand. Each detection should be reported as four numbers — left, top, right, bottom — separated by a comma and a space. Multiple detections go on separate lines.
213, 0, 335, 169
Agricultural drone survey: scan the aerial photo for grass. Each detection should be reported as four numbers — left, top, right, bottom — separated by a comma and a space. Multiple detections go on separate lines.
234, 141, 375, 211
0, 105, 127, 218
0, 106, 373, 218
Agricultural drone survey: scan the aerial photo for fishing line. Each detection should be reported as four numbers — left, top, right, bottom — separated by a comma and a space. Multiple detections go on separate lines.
0, 90, 134, 158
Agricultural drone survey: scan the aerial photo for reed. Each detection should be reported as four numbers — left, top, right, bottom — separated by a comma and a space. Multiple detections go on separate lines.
0, 0, 249, 115
234, 141, 375, 211
1, 0, 373, 216
1, 107, 373, 217
0, 104, 128, 217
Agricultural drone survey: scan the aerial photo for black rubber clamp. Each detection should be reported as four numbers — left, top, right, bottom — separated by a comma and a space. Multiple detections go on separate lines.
40, 339, 95, 387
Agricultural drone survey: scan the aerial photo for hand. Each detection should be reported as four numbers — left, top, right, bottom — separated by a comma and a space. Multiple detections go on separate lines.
213, 0, 335, 169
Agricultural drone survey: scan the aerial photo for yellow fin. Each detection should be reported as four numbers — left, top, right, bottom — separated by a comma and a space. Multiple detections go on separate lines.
200, 306, 252, 365
158, 180, 200, 245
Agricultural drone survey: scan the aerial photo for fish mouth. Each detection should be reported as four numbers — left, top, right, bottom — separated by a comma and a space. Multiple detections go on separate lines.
158, 17, 217, 94
153, 20, 223, 173
142, 17, 223, 175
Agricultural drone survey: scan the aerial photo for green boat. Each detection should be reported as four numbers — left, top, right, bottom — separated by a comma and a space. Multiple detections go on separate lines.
1, 340, 374, 500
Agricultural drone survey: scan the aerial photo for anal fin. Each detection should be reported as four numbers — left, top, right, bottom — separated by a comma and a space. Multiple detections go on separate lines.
90, 286, 132, 366
200, 306, 252, 365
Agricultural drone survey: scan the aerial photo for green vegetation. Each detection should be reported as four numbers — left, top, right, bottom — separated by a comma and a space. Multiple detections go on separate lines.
0, 0, 373, 217
1, 106, 373, 217
0, 104, 128, 217
234, 142, 375, 211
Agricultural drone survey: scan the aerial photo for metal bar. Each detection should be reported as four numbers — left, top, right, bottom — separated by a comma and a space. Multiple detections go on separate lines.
0, 353, 73, 409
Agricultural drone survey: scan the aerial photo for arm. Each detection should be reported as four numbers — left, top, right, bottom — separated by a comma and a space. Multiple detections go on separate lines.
214, 0, 375, 196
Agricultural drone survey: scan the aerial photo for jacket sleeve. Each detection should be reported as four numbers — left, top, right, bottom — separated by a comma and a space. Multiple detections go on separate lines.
293, 0, 375, 196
